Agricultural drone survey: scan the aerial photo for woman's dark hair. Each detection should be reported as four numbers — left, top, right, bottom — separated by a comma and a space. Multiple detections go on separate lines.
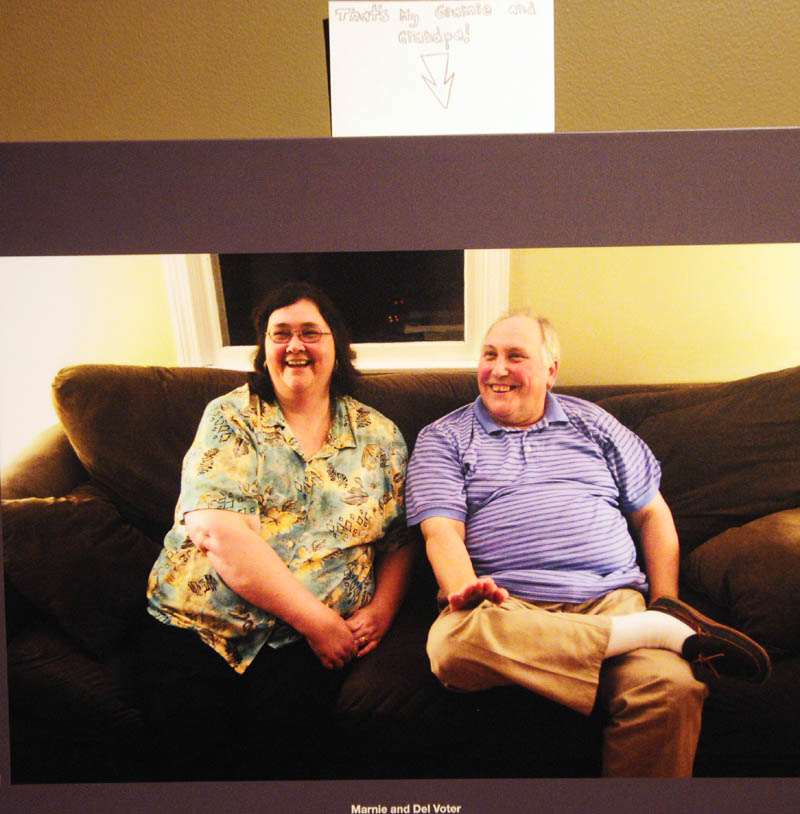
248, 281, 359, 402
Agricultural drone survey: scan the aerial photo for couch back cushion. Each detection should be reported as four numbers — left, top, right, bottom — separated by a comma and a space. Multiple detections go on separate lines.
53, 365, 243, 537
51, 365, 481, 538
598, 365, 800, 554
53, 363, 799, 555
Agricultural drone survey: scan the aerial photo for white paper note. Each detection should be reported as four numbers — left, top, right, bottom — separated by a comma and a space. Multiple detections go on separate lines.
329, 1, 554, 136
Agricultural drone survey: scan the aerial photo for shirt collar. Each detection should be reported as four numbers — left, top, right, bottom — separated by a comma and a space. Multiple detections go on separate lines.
475, 391, 568, 434
256, 393, 357, 453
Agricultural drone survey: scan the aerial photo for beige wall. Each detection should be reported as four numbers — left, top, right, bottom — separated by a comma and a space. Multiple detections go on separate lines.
4, 0, 799, 139
509, 244, 800, 384
0, 256, 177, 464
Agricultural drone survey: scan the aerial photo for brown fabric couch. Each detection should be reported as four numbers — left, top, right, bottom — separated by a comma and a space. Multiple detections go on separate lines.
2, 363, 799, 782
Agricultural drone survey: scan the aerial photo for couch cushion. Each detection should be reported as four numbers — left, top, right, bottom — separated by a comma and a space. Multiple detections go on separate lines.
7, 620, 150, 782
2, 483, 160, 657
51, 364, 248, 536
694, 656, 800, 776
683, 508, 800, 655
7, 620, 145, 731
352, 369, 478, 453
598, 366, 800, 553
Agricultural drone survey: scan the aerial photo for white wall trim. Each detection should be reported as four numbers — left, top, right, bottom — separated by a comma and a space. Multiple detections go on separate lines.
163, 254, 222, 366
164, 250, 510, 370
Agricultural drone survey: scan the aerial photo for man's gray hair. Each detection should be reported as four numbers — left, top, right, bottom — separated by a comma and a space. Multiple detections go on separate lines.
487, 309, 561, 366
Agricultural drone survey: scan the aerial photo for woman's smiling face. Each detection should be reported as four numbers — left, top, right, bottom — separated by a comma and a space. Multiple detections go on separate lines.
264, 298, 336, 404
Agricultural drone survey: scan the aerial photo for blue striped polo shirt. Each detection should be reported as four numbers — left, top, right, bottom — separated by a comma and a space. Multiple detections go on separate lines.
406, 393, 660, 602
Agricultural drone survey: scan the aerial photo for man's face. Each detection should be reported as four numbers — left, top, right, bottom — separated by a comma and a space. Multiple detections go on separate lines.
477, 315, 558, 428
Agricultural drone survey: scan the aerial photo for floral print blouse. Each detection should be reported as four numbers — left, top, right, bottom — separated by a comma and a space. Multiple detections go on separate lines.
146, 384, 408, 673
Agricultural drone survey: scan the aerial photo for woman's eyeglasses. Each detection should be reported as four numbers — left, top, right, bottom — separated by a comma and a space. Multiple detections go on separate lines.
267, 328, 332, 344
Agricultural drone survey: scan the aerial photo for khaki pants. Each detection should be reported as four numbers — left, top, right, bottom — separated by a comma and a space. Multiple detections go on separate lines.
426, 588, 708, 777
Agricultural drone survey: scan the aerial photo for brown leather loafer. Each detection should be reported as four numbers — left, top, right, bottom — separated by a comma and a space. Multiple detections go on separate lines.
650, 596, 772, 683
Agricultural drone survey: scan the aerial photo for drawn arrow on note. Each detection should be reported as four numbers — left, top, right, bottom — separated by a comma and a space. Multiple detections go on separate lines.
421, 53, 454, 109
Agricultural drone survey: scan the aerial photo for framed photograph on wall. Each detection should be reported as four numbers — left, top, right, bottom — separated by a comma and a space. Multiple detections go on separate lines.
1, 129, 799, 813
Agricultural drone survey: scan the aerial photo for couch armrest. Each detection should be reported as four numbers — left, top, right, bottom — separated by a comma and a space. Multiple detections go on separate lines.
1, 425, 88, 499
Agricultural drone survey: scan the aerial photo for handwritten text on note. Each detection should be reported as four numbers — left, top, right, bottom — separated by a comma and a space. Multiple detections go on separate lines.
329, 2, 554, 136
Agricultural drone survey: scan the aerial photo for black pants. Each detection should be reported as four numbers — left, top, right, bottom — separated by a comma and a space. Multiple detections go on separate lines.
136, 614, 347, 781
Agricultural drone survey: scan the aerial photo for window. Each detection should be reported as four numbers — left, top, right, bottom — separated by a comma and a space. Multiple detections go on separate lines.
218, 251, 465, 345
164, 249, 509, 370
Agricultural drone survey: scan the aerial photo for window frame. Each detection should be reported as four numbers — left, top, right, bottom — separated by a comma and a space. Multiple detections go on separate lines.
164, 250, 509, 370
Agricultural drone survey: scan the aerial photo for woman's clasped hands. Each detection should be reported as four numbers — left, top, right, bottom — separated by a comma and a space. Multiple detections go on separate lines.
303, 601, 392, 668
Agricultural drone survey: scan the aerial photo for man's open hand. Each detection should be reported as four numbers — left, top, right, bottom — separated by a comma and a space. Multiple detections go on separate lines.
448, 577, 509, 611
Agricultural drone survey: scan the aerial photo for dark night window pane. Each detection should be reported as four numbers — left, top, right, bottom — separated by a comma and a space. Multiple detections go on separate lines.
217, 251, 464, 345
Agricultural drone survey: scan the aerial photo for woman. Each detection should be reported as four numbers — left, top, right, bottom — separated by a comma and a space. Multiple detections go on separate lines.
139, 282, 414, 780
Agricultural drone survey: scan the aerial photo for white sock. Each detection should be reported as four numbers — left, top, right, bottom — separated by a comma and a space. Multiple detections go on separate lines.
605, 611, 694, 659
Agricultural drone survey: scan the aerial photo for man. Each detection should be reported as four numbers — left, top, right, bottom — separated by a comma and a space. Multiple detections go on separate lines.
405, 312, 770, 777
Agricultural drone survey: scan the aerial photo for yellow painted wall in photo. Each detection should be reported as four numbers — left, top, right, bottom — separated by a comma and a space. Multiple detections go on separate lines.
509, 244, 800, 385
0, 255, 178, 464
